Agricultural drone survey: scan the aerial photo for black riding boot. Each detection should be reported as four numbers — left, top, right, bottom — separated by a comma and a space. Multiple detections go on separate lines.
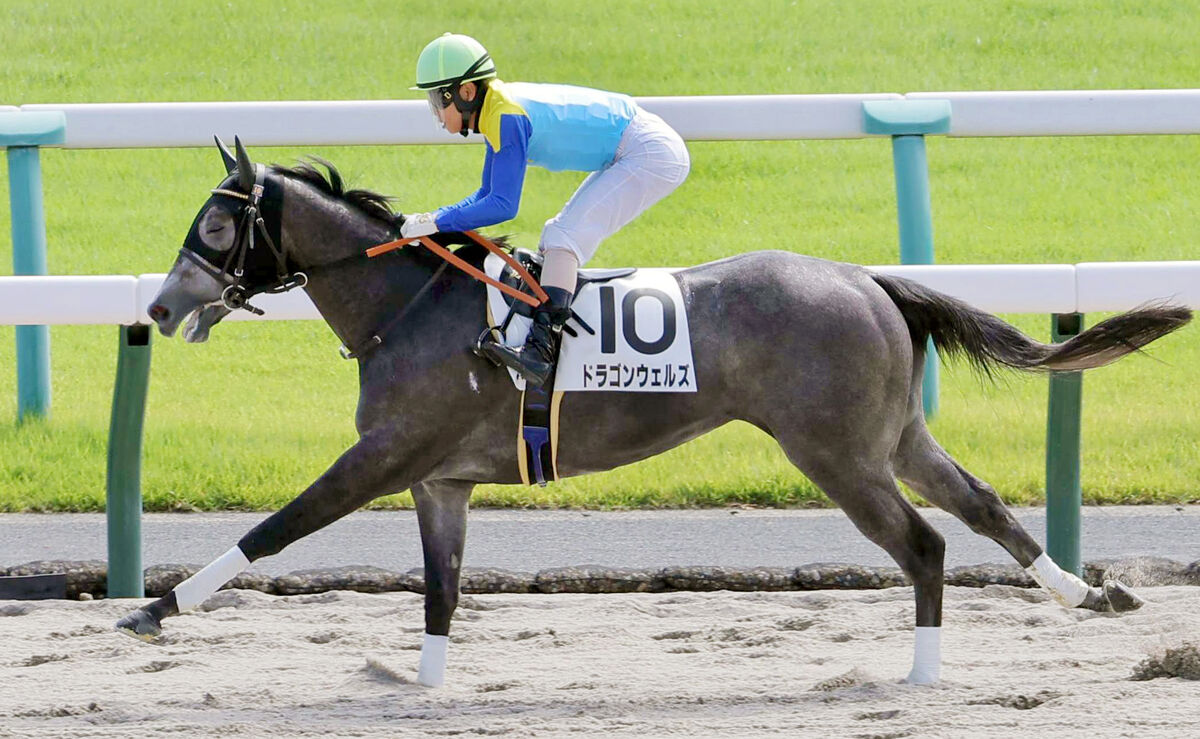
486, 287, 572, 387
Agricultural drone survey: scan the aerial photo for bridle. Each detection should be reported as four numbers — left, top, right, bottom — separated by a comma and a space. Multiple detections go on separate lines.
176, 164, 450, 360
176, 163, 549, 361
179, 163, 308, 316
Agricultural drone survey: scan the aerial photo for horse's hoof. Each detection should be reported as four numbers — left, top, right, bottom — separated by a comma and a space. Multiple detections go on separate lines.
1079, 586, 1110, 612
115, 608, 162, 642
1103, 580, 1145, 613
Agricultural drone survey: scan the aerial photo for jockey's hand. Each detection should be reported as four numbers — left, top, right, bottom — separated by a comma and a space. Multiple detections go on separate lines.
400, 212, 439, 240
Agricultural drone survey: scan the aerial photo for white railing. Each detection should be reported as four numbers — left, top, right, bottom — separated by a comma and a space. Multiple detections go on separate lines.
19, 89, 1200, 148
907, 90, 1200, 137
2, 261, 1198, 326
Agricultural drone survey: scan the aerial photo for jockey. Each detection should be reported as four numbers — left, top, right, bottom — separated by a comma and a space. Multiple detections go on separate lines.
402, 33, 691, 386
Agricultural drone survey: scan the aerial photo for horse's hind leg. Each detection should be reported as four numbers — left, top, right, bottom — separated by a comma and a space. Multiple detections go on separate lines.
775, 441, 947, 684
893, 419, 1142, 613
116, 427, 417, 641
411, 479, 473, 687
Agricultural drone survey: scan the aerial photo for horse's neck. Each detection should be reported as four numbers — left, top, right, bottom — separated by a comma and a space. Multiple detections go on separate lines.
283, 199, 433, 352
312, 252, 439, 354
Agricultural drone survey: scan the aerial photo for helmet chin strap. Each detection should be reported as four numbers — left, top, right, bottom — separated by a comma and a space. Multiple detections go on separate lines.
446, 53, 492, 137
450, 81, 486, 137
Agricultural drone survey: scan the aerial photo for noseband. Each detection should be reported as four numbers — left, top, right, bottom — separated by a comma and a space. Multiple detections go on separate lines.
179, 164, 307, 316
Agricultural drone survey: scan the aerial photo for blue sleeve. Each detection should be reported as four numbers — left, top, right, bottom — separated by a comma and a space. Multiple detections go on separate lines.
434, 114, 530, 232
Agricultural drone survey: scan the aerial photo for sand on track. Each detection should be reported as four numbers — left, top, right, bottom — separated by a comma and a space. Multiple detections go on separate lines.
1, 585, 1197, 737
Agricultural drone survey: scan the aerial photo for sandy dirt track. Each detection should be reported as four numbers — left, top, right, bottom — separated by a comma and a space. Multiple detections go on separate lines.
1, 585, 1197, 737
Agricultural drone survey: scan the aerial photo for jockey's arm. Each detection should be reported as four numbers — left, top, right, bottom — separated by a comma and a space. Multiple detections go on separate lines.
434, 113, 530, 233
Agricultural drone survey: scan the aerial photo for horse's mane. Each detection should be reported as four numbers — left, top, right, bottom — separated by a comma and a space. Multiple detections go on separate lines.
271, 158, 398, 224
270, 158, 499, 265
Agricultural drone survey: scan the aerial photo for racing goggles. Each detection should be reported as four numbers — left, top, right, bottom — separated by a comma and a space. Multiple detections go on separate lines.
427, 87, 455, 118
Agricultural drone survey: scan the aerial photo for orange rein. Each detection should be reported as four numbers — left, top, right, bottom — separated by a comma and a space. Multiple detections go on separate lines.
366, 230, 549, 308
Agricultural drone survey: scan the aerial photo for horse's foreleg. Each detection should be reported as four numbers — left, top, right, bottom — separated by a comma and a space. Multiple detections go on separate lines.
411, 479, 473, 687
116, 427, 416, 641
893, 420, 1143, 613
114, 545, 251, 641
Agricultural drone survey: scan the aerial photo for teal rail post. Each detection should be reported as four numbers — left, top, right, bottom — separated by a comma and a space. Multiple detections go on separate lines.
862, 100, 951, 419
106, 324, 152, 598
1, 111, 66, 422
1045, 313, 1084, 576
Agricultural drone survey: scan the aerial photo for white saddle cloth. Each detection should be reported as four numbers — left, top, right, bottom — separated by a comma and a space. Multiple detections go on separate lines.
484, 253, 697, 393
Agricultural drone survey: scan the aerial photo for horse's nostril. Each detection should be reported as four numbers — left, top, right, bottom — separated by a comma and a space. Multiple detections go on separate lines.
148, 304, 170, 322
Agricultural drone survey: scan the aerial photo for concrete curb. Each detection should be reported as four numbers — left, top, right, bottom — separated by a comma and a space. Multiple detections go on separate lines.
4, 557, 1199, 600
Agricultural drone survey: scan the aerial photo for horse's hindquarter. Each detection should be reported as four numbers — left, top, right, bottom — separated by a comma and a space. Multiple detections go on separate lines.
553, 251, 917, 476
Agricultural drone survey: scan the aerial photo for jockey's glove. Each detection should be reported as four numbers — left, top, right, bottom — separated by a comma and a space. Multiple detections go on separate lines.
400, 212, 439, 240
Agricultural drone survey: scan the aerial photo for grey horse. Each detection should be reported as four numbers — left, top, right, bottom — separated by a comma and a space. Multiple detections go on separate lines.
117, 138, 1190, 687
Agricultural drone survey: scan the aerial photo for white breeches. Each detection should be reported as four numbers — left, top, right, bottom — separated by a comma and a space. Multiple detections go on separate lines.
539, 110, 690, 265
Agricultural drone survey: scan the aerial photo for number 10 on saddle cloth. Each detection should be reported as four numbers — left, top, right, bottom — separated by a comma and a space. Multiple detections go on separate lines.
483, 253, 697, 393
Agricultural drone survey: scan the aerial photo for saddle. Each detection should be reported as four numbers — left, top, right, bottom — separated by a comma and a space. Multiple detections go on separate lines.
496, 249, 636, 320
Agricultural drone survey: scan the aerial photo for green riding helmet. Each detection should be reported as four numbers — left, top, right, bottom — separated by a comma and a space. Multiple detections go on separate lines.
412, 33, 497, 91
413, 33, 497, 136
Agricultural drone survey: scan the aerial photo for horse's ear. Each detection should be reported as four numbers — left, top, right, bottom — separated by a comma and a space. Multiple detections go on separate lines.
215, 135, 236, 174
234, 136, 255, 190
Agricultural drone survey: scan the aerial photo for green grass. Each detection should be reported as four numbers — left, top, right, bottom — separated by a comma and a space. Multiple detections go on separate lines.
0, 0, 1198, 511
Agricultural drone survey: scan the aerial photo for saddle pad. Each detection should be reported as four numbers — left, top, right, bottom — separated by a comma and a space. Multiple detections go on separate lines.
484, 253, 697, 393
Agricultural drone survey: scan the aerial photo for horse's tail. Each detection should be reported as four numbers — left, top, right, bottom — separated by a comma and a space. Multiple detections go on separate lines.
869, 272, 1192, 375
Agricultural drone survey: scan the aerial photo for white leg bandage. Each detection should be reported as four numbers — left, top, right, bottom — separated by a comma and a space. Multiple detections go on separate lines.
1025, 552, 1089, 608
906, 626, 941, 685
173, 546, 250, 612
417, 633, 449, 688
